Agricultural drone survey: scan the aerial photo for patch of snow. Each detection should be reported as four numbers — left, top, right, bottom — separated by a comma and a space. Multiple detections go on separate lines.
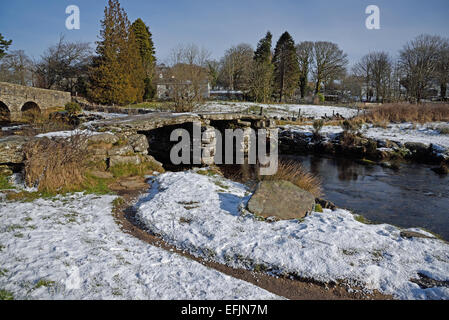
197, 101, 358, 119
136, 171, 449, 300
362, 123, 449, 150
82, 111, 128, 120
281, 122, 449, 153
0, 193, 280, 300
8, 172, 38, 193
36, 129, 102, 138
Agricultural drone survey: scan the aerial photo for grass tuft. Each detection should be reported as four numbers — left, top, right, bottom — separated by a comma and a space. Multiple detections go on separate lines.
259, 161, 322, 197
0, 289, 14, 300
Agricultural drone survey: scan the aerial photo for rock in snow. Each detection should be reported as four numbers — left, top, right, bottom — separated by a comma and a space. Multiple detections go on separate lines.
247, 180, 315, 220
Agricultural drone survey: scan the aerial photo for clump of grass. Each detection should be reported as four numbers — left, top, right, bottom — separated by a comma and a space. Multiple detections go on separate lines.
35, 279, 56, 289
0, 174, 14, 190
341, 119, 363, 133
436, 126, 449, 135
359, 103, 449, 124
81, 173, 112, 195
23, 134, 89, 193
109, 160, 164, 178
312, 119, 324, 140
112, 197, 125, 211
314, 204, 323, 213
6, 190, 56, 202
260, 161, 322, 197
354, 214, 373, 225
0, 289, 14, 300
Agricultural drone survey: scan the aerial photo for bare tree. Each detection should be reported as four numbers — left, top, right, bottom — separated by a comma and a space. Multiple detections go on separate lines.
34, 35, 92, 94
312, 41, 348, 95
399, 34, 442, 103
218, 43, 254, 91
165, 44, 211, 112
436, 38, 449, 100
296, 41, 314, 99
352, 54, 373, 101
0, 50, 33, 86
342, 75, 363, 102
357, 52, 393, 102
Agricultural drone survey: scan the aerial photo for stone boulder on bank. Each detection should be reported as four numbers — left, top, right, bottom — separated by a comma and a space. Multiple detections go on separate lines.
0, 136, 31, 164
247, 180, 316, 220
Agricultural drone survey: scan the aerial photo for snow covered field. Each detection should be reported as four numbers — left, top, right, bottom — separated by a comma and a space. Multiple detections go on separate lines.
136, 171, 449, 300
0, 193, 279, 300
197, 101, 359, 119
282, 122, 449, 151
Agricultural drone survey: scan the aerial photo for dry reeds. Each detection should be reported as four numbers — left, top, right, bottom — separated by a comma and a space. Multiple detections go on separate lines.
23, 134, 89, 192
260, 160, 322, 197
359, 103, 449, 124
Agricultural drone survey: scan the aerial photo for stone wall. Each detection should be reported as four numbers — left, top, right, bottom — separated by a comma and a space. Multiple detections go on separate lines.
0, 82, 71, 120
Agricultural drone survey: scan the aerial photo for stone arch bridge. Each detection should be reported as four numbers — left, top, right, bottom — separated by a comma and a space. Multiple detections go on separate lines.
0, 82, 71, 121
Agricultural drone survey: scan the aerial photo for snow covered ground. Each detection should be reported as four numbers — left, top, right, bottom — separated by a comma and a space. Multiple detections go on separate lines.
0, 193, 280, 300
196, 101, 359, 119
282, 122, 449, 151
136, 171, 449, 300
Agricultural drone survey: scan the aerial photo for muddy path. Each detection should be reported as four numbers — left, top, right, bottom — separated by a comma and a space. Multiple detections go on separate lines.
111, 177, 392, 300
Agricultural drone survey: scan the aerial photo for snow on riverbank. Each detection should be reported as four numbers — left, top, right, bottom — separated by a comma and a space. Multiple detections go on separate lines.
0, 193, 279, 300
197, 101, 358, 119
136, 171, 449, 300
282, 122, 449, 151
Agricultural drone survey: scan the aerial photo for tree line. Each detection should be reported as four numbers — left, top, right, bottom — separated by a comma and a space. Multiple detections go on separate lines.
211, 32, 448, 104
0, 0, 156, 106
0, 0, 448, 106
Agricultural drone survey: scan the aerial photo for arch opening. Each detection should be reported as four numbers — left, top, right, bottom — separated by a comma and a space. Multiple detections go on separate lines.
21, 101, 41, 121
0, 101, 11, 122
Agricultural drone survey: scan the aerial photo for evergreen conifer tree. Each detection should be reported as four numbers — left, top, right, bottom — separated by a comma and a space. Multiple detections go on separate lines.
131, 18, 157, 100
249, 32, 274, 103
273, 32, 300, 102
88, 0, 145, 105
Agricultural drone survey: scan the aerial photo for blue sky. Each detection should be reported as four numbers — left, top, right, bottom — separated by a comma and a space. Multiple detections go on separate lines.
0, 0, 448, 65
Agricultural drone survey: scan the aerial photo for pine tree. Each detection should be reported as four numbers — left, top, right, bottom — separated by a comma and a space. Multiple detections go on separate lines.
88, 0, 145, 105
254, 31, 272, 64
250, 32, 274, 103
131, 18, 157, 100
273, 32, 300, 102
0, 33, 12, 59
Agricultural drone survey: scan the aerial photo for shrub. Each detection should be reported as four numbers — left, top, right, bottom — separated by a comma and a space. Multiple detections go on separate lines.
341, 119, 362, 133
317, 93, 325, 103
313, 119, 324, 133
64, 102, 82, 116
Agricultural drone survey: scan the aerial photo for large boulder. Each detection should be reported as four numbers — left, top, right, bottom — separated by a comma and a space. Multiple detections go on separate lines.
0, 136, 30, 164
247, 180, 316, 220
107, 145, 134, 156
87, 133, 119, 145
128, 134, 149, 153
109, 155, 141, 167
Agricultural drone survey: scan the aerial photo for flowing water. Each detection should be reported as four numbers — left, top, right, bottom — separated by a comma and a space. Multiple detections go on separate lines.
286, 154, 449, 240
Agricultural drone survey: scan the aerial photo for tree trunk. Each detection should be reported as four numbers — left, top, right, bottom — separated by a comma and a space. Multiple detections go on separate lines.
441, 83, 447, 100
